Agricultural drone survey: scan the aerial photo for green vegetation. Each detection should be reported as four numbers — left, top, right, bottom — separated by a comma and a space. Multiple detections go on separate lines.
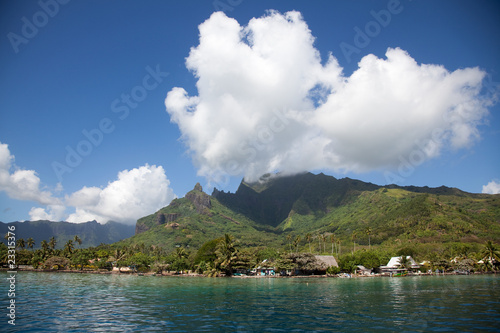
129, 174, 500, 255
2, 233, 498, 275
2, 173, 499, 276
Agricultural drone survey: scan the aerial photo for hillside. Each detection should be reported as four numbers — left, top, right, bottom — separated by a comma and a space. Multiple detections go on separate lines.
0, 220, 135, 249
119, 183, 280, 249
128, 173, 500, 250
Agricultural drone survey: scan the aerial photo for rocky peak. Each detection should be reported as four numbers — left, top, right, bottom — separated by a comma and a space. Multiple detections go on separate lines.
186, 183, 211, 214
194, 182, 203, 192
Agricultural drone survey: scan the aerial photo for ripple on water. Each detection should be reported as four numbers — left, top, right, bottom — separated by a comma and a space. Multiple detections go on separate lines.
3, 272, 500, 332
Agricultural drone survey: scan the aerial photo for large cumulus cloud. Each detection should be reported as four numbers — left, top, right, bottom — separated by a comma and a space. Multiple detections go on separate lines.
165, 10, 492, 183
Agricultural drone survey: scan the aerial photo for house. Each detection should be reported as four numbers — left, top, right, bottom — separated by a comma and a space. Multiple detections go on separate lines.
252, 267, 276, 276
251, 259, 276, 276
356, 265, 372, 276
379, 256, 420, 274
315, 255, 339, 268
291, 255, 339, 276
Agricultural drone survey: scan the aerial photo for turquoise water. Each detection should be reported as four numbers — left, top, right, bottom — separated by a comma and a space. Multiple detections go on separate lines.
1, 272, 499, 332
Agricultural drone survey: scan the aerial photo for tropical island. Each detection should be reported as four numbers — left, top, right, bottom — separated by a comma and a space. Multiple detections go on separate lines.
2, 173, 500, 277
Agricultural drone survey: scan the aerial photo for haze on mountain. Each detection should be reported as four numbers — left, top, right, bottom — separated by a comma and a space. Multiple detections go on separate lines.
0, 220, 135, 249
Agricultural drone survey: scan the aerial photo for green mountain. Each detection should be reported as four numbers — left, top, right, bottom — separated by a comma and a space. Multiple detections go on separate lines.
0, 220, 135, 249
127, 173, 500, 250
120, 183, 280, 249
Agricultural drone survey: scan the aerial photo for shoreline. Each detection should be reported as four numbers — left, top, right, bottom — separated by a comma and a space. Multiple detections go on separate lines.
2, 267, 497, 278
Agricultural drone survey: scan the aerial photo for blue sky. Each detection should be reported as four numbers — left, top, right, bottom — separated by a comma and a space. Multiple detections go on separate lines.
0, 0, 499, 224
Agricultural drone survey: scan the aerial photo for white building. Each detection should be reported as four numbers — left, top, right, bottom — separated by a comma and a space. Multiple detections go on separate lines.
379, 256, 420, 273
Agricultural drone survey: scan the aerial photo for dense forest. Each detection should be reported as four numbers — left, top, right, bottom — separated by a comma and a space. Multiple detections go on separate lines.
2, 232, 499, 276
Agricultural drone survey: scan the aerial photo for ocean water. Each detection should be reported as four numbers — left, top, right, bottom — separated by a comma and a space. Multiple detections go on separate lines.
1, 272, 499, 332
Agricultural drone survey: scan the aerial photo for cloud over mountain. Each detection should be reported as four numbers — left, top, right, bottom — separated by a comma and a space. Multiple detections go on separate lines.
165, 10, 492, 183
482, 180, 500, 194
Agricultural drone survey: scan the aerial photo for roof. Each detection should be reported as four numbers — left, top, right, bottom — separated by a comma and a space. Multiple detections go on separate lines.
357, 265, 370, 271
315, 255, 339, 267
386, 256, 419, 268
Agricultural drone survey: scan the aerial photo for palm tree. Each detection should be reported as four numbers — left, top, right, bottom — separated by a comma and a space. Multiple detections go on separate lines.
306, 233, 312, 253
16, 238, 25, 250
286, 234, 293, 253
351, 231, 357, 254
330, 234, 336, 255
64, 239, 74, 256
215, 234, 238, 276
73, 235, 82, 247
27, 237, 35, 250
399, 255, 411, 271
480, 260, 493, 272
321, 234, 327, 253
175, 247, 187, 260
365, 227, 372, 249
482, 241, 500, 262
482, 241, 500, 271
293, 235, 301, 253
110, 248, 127, 265
49, 236, 57, 251
40, 240, 49, 259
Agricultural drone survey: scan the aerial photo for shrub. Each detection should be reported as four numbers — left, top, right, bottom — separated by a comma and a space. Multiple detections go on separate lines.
326, 266, 341, 275
43, 256, 70, 270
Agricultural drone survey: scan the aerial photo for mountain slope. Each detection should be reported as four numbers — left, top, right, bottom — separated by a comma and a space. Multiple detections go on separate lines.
121, 184, 279, 249
0, 220, 135, 249
213, 173, 380, 227
278, 187, 500, 245
129, 173, 500, 250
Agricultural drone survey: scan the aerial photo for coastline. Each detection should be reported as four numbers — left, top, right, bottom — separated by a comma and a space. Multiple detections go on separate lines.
2, 267, 497, 278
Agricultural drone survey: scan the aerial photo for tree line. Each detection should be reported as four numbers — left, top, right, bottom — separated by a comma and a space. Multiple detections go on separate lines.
1, 233, 499, 276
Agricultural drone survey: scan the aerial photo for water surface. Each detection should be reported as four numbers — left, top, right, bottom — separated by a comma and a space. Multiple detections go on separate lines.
2, 272, 499, 332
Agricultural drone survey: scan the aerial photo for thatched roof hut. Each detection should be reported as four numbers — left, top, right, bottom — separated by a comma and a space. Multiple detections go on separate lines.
314, 255, 339, 268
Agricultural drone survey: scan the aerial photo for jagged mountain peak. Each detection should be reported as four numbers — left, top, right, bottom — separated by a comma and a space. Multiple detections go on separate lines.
129, 172, 500, 250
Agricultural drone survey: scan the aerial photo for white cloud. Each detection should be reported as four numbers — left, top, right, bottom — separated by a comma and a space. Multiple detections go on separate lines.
165, 11, 492, 183
482, 180, 500, 194
65, 164, 176, 225
0, 142, 60, 206
1, 142, 176, 224
29, 205, 67, 221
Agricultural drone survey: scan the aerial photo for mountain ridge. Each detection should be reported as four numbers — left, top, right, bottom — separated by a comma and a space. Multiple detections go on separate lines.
0, 220, 135, 249
130, 172, 500, 250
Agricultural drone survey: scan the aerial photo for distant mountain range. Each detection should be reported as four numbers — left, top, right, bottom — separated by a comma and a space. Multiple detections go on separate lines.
121, 172, 500, 250
0, 220, 135, 249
